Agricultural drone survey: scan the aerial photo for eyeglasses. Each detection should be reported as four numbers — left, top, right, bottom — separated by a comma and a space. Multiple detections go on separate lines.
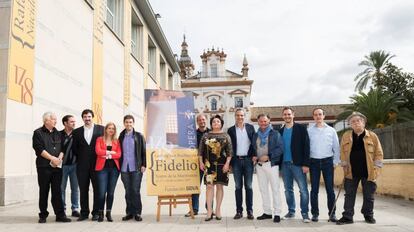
349, 119, 364, 125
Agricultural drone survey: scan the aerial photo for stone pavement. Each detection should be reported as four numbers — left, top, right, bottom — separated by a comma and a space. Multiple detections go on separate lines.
1, 174, 413, 232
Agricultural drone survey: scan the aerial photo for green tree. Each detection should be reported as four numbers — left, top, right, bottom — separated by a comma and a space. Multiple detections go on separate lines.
337, 89, 414, 129
354, 50, 395, 92
376, 63, 414, 111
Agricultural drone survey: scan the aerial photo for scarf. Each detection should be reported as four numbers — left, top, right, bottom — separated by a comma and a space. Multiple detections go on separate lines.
257, 125, 272, 147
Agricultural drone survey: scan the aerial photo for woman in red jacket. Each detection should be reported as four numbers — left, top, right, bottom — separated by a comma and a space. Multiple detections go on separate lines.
95, 122, 121, 222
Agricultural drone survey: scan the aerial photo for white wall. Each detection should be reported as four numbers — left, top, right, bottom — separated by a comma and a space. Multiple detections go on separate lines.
3, 0, 93, 204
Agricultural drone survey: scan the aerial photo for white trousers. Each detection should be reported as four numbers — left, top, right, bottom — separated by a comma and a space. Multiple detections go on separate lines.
256, 162, 282, 216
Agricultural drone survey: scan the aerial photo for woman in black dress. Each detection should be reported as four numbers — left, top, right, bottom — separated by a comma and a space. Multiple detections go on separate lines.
199, 115, 232, 221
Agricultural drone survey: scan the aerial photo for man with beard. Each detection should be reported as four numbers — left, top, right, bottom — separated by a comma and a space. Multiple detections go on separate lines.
72, 109, 104, 221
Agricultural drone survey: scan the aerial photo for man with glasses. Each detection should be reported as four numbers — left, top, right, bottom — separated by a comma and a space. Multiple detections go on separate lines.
337, 112, 384, 225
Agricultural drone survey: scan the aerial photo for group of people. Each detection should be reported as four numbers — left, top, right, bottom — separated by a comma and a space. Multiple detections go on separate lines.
32, 110, 146, 223
192, 107, 383, 225
32, 106, 383, 226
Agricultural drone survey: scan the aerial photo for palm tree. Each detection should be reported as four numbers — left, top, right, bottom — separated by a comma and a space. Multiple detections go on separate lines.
336, 89, 413, 129
354, 50, 395, 92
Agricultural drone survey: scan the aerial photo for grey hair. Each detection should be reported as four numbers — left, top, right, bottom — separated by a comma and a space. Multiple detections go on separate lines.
42, 112, 56, 123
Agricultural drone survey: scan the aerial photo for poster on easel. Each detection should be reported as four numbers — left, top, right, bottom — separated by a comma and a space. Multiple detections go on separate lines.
144, 89, 200, 196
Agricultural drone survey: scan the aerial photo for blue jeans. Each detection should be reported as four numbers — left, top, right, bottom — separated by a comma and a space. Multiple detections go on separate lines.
121, 171, 143, 215
191, 170, 204, 213
310, 157, 336, 217
282, 162, 309, 217
232, 157, 254, 214
61, 164, 79, 211
96, 167, 120, 211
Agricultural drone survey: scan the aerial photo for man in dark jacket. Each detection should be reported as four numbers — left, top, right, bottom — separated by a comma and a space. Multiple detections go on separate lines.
32, 112, 71, 223
72, 109, 104, 221
60, 115, 80, 217
227, 109, 255, 220
186, 114, 210, 217
119, 115, 146, 221
279, 107, 311, 223
252, 114, 284, 223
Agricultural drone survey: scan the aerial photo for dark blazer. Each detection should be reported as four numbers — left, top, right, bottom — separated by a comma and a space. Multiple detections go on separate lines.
227, 123, 255, 161
119, 129, 147, 171
72, 124, 104, 170
279, 123, 310, 167
252, 128, 284, 167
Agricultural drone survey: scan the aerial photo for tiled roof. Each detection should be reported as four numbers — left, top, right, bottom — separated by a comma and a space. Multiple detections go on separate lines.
251, 104, 350, 121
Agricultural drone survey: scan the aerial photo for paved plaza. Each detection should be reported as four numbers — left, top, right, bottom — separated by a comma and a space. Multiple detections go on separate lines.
0, 174, 413, 232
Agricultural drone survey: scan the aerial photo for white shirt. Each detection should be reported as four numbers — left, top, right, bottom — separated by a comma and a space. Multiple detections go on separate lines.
236, 124, 250, 156
307, 123, 340, 165
84, 124, 94, 145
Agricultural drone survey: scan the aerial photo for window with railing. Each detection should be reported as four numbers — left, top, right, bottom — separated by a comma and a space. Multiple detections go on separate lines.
106, 0, 123, 38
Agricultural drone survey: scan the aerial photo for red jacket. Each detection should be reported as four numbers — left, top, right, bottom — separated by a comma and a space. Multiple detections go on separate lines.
95, 136, 121, 171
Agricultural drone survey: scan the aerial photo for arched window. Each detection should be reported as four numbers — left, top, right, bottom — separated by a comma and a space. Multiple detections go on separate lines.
211, 98, 217, 111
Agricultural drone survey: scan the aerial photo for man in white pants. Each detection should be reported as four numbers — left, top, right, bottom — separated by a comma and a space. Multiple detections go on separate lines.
252, 114, 284, 223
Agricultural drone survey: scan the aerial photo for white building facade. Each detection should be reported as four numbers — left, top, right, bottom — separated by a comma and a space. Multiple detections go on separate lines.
179, 39, 253, 130
0, 0, 179, 205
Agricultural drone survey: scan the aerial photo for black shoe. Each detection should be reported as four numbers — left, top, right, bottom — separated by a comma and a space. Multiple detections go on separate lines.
56, 216, 71, 222
257, 213, 272, 220
135, 215, 143, 221
77, 215, 88, 221
311, 215, 319, 222
97, 211, 104, 222
122, 214, 134, 221
92, 214, 99, 221
364, 216, 376, 224
329, 215, 338, 222
233, 212, 243, 220
204, 214, 213, 221
247, 213, 254, 220
336, 217, 354, 225
38, 218, 46, 223
273, 215, 281, 223
106, 211, 113, 222
185, 211, 198, 217
71, 211, 80, 217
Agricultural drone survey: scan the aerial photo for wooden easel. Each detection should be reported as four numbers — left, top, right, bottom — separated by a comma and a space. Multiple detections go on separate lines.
156, 195, 194, 221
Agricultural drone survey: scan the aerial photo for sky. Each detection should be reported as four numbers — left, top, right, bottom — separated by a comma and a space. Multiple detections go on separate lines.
149, 0, 414, 107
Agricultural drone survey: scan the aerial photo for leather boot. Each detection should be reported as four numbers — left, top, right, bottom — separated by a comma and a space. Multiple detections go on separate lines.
97, 210, 104, 222
106, 210, 113, 222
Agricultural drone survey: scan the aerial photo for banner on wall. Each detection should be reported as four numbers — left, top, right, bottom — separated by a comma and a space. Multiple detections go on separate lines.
144, 89, 199, 196
7, 0, 36, 105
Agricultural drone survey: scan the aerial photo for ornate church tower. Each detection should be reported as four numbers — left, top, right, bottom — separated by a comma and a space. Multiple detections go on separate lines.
178, 34, 195, 79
